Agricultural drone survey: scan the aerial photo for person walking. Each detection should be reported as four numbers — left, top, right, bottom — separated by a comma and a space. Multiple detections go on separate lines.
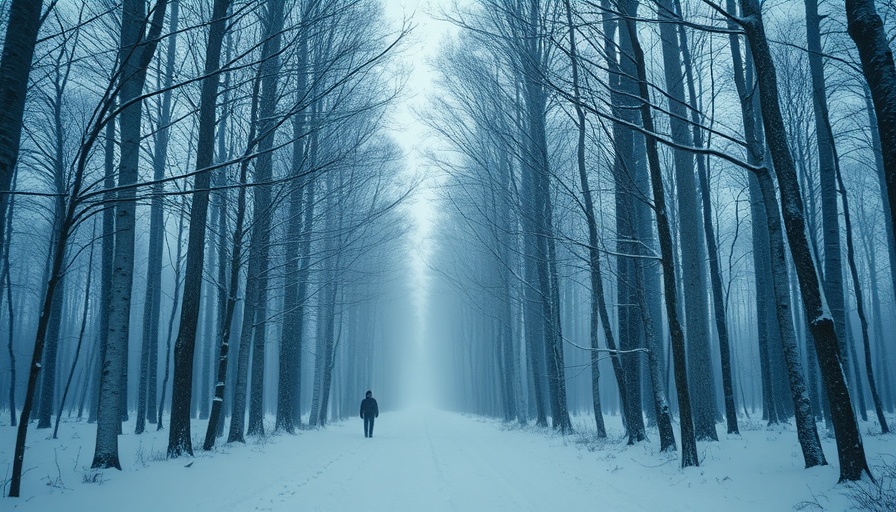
360, 390, 378, 438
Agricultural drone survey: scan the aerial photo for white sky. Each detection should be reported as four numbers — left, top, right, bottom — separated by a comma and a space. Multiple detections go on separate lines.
382, 1, 458, 405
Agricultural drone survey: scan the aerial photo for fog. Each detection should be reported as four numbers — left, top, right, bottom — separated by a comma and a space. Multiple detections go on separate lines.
1, 0, 895, 499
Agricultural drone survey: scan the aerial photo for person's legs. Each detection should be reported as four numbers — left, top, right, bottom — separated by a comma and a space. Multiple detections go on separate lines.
368, 417, 375, 437
364, 416, 372, 437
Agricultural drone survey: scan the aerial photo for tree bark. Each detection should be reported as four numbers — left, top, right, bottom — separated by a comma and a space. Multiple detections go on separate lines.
673, 0, 739, 434
740, 0, 872, 481
624, 15, 699, 468
846, 0, 896, 277
598, 0, 632, 430
37, 60, 72, 429
167, 0, 230, 458
725, 0, 780, 425
754, 167, 827, 467
205, 92, 255, 450
2, 181, 15, 427
0, 0, 43, 245
829, 125, 889, 433
604, 0, 648, 442
228, 73, 265, 444
246, 0, 286, 438
806, 0, 854, 419
656, 0, 717, 442
276, 3, 313, 432
94, 0, 168, 470
138, 0, 180, 435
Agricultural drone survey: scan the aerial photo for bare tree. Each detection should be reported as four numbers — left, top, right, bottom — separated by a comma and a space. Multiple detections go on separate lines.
137, 0, 180, 436
623, 13, 698, 468
0, 0, 45, 246
846, 0, 896, 256
167, 0, 231, 458
93, 0, 168, 470
736, 0, 872, 482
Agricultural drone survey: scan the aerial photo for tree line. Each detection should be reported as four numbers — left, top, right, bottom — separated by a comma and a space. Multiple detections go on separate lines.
425, 0, 895, 483
1, 0, 413, 497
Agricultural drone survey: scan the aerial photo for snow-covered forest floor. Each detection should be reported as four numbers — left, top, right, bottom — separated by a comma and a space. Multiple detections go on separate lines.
1, 409, 893, 511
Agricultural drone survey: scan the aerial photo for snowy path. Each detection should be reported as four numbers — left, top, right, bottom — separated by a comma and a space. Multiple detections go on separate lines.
252, 409, 647, 512
4, 407, 889, 511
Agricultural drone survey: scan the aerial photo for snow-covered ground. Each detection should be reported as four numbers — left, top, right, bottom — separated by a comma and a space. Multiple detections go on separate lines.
1, 409, 892, 510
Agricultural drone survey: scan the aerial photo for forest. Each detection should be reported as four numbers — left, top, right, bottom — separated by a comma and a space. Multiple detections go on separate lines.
0, 0, 895, 507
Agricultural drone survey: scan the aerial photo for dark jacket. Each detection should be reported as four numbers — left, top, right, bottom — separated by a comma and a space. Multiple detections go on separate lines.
360, 397, 378, 419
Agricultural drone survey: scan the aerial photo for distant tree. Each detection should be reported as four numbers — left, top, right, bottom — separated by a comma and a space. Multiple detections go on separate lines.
561, 0, 608, 438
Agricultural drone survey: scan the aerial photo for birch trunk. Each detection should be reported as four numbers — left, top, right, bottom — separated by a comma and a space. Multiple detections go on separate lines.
94, 0, 168, 470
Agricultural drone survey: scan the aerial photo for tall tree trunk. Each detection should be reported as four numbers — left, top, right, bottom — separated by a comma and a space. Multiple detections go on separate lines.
213, 23, 235, 440
515, 0, 571, 433
2, 180, 15, 427
227, 72, 265, 444
204, 98, 254, 450
276, 6, 312, 432
275, 135, 305, 433
156, 203, 186, 429
862, 87, 896, 331
94, 0, 168, 470
292, 155, 317, 426
753, 166, 827, 467
806, 0, 856, 420
739, 0, 871, 482
197, 265, 214, 420
246, 0, 286, 438
90, 105, 117, 426
37, 93, 69, 430
859, 211, 893, 413
656, 0, 717, 442
138, 0, 180, 435
563, 0, 612, 437
846, 0, 896, 265
672, 0, 739, 434
8, 196, 70, 496
0, 0, 43, 245
167, 0, 229, 458
515, 70, 548, 427
633, 246, 677, 451
725, 0, 779, 425
604, 0, 646, 442
624, 15, 698, 468
54, 221, 98, 438
598, 0, 632, 429
316, 258, 339, 426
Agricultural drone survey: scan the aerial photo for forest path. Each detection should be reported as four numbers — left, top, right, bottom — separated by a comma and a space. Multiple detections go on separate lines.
4, 407, 865, 511
239, 408, 647, 512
